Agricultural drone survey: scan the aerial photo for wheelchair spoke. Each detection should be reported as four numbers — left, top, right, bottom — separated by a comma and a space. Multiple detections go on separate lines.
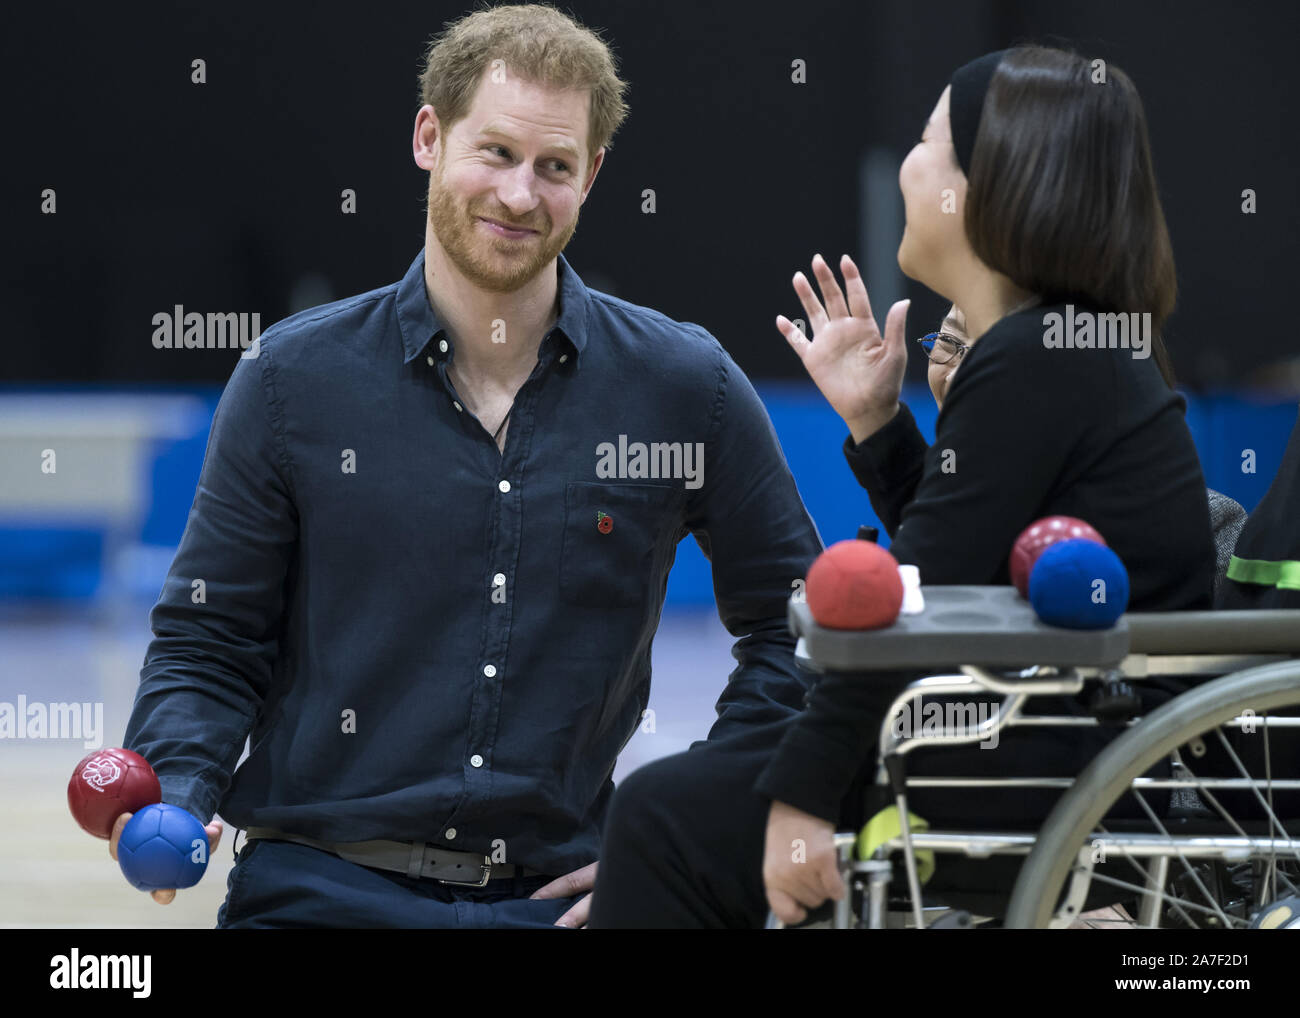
1094, 821, 1200, 929
1085, 723, 1300, 929
1074, 869, 1184, 928
1212, 724, 1299, 856
1265, 717, 1277, 903
1079, 868, 1252, 928
1176, 741, 1300, 899
1130, 788, 1236, 927
1176, 781, 1300, 901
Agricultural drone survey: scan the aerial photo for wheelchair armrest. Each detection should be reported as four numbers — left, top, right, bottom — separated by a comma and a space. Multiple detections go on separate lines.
1125, 609, 1300, 655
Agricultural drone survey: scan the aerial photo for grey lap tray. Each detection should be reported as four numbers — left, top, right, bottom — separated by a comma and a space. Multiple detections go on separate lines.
788, 585, 1300, 673
789, 586, 1128, 672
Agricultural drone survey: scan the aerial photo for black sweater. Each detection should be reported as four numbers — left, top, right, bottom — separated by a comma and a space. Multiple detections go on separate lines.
754, 302, 1216, 821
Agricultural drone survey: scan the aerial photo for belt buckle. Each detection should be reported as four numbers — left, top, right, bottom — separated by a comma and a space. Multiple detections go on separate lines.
435, 854, 492, 887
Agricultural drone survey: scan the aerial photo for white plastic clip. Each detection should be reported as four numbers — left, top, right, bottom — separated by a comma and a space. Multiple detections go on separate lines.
898, 565, 925, 614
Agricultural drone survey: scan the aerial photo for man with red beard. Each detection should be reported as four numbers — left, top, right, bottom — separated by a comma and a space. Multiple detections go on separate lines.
117, 4, 823, 928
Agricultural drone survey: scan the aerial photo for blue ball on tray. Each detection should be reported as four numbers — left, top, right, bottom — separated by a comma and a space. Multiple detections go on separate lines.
1028, 538, 1130, 629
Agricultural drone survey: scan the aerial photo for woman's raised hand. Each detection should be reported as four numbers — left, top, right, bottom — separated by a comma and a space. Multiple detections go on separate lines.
776, 253, 909, 443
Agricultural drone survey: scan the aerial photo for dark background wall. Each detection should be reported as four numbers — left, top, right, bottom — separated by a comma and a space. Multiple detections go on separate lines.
8, 0, 1296, 389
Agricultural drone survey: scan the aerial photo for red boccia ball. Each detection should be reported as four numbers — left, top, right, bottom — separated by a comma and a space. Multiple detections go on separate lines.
805, 540, 904, 630
67, 747, 162, 839
1009, 516, 1107, 598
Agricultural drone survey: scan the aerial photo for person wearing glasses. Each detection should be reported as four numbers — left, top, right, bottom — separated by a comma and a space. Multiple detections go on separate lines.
918, 305, 971, 407
589, 45, 1219, 928
921, 305, 1245, 596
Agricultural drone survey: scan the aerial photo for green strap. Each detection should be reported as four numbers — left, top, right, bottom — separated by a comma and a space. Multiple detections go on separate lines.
1226, 556, 1300, 591
857, 805, 935, 884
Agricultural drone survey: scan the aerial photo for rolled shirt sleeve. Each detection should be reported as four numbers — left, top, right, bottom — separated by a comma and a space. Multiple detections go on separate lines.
684, 343, 825, 741
123, 348, 298, 822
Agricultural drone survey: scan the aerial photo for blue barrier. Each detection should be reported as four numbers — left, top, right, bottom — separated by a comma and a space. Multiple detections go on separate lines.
2, 385, 1294, 607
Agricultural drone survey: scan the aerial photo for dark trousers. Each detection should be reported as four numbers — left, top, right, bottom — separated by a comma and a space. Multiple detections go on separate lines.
589, 718, 814, 929
588, 678, 1198, 929
216, 838, 584, 929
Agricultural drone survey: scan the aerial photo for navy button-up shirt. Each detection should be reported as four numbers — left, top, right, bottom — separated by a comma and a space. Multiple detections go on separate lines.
125, 248, 824, 875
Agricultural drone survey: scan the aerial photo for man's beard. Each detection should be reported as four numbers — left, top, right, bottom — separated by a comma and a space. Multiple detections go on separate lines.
426, 170, 578, 294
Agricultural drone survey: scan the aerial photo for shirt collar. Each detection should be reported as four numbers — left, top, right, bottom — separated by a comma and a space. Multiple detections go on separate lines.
396, 247, 591, 366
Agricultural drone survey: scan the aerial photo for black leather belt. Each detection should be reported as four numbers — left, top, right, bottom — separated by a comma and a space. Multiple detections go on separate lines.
243, 827, 550, 887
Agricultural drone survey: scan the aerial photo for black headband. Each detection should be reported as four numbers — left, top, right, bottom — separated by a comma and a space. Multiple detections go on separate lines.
948, 49, 1008, 177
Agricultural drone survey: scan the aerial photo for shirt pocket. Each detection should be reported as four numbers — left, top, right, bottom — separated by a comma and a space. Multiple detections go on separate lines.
559, 481, 685, 609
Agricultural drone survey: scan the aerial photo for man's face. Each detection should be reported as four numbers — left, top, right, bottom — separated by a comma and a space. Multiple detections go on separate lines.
423, 68, 601, 294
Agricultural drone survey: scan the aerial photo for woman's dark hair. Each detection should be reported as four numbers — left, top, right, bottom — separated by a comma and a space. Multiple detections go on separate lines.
964, 45, 1178, 388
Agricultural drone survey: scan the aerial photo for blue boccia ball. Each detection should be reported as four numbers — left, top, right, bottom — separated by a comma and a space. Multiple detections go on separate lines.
117, 802, 209, 891
1029, 538, 1130, 629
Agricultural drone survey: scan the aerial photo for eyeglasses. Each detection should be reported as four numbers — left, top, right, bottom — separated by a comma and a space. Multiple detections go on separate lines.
916, 332, 969, 365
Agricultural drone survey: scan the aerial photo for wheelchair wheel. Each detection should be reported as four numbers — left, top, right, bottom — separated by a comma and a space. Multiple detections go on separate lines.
1006, 660, 1300, 929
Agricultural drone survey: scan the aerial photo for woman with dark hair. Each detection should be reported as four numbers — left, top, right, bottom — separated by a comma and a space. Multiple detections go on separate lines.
922, 302, 1244, 595
776, 45, 1207, 601
587, 46, 1216, 928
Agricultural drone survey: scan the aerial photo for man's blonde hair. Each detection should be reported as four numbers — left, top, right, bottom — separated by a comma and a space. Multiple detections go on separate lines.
417, 3, 630, 172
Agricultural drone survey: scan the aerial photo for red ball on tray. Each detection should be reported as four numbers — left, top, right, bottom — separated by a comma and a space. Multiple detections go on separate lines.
67, 747, 162, 839
805, 540, 904, 630
1009, 515, 1107, 598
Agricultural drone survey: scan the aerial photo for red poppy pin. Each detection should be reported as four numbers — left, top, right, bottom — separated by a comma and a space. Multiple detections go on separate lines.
596, 510, 613, 534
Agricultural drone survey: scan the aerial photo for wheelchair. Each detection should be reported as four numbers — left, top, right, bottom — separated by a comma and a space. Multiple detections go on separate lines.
770, 586, 1300, 930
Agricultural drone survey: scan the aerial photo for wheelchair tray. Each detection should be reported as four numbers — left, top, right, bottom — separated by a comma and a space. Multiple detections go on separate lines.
788, 585, 1130, 672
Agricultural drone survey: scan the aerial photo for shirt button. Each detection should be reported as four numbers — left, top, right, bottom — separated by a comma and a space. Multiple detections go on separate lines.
492, 572, 506, 586
453, 401, 463, 412
483, 664, 497, 678
498, 479, 511, 493
445, 828, 457, 840
439, 339, 449, 353
559, 354, 568, 364
426, 355, 434, 367
470, 754, 484, 768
